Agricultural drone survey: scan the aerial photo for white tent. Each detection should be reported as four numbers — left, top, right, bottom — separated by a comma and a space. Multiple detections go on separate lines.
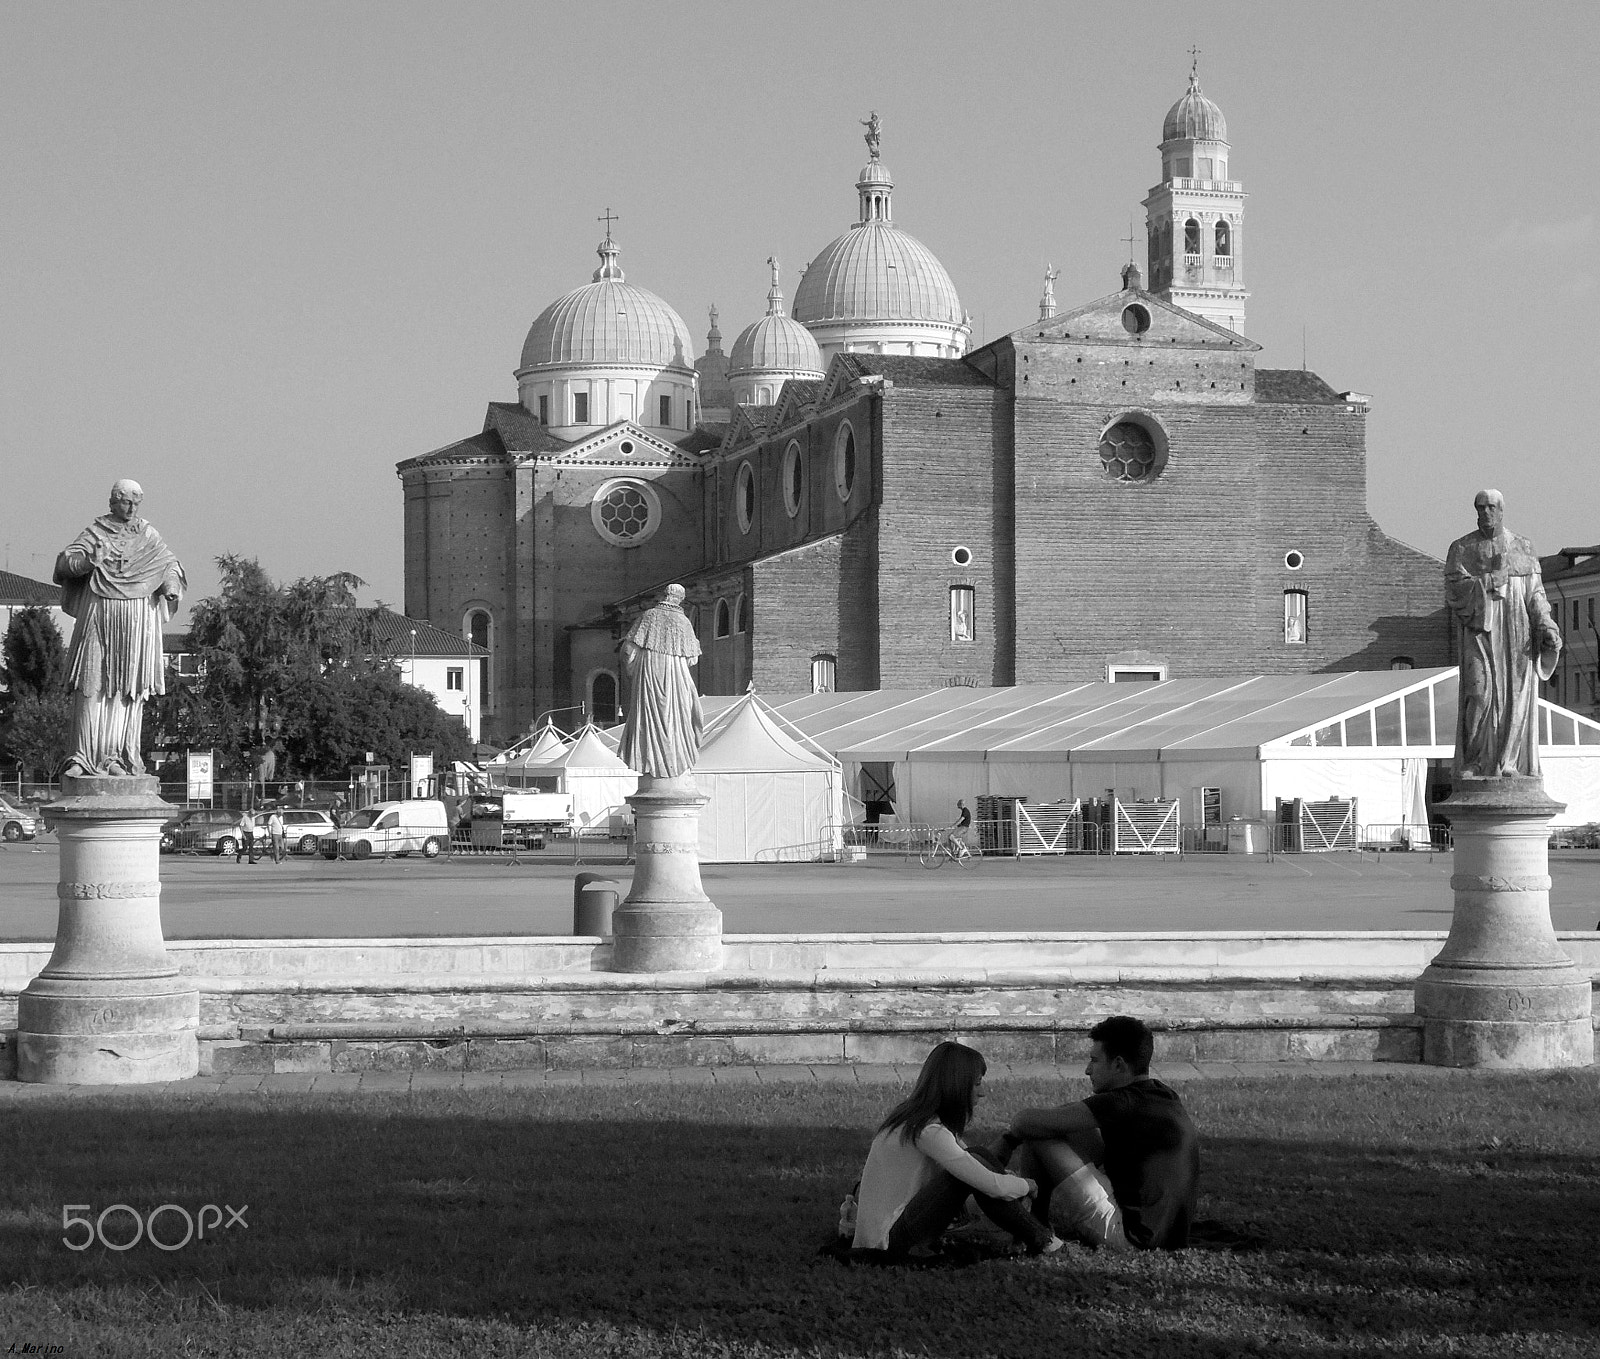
693, 694, 845, 862
704, 671, 1600, 834
485, 722, 572, 786
538, 726, 639, 833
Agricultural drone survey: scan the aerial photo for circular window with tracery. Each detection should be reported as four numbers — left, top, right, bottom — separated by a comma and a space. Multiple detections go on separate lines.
590, 479, 661, 547
1098, 418, 1166, 483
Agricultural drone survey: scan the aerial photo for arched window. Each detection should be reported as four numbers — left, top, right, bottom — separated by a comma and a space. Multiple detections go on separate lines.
1389, 656, 1414, 671
1184, 219, 1201, 256
1284, 590, 1308, 645
1214, 220, 1231, 257
715, 599, 731, 639
590, 671, 618, 724
834, 422, 857, 502
732, 594, 747, 634
783, 441, 804, 518
465, 608, 493, 715
735, 461, 755, 534
811, 654, 836, 693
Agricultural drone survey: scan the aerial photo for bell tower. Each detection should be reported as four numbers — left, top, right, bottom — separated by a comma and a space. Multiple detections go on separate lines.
1142, 56, 1248, 334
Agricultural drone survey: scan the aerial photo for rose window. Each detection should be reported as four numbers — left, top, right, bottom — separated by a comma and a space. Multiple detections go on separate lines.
591, 480, 660, 547
1099, 421, 1158, 482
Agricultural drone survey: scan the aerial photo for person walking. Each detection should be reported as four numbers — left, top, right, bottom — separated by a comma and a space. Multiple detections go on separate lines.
236, 808, 258, 865
267, 808, 286, 863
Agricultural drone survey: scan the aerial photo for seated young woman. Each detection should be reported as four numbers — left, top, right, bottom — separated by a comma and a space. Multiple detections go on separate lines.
851, 1040, 1064, 1258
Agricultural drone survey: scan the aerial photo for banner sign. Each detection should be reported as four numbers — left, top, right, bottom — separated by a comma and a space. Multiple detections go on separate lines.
186, 750, 214, 803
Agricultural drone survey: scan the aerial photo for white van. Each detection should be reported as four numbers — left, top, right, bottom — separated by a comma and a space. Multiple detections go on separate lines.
322, 800, 451, 860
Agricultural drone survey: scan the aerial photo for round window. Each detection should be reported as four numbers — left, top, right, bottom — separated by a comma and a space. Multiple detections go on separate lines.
783, 442, 804, 518
735, 462, 755, 534
835, 423, 857, 502
1284, 550, 1304, 571
590, 479, 660, 547
1121, 304, 1151, 335
619, 439, 635, 456
1098, 420, 1163, 482
951, 545, 972, 567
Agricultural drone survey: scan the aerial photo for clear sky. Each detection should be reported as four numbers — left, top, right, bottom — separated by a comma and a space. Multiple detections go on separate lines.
2, 1, 1596, 616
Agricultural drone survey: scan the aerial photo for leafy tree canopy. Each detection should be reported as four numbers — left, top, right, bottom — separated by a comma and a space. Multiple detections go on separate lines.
181, 556, 470, 779
1, 604, 68, 703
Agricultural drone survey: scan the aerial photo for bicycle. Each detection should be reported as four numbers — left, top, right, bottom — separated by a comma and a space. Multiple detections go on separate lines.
920, 829, 974, 869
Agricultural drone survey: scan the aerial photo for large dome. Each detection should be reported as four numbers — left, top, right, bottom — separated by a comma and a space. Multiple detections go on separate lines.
729, 312, 824, 376
1163, 74, 1227, 144
519, 239, 694, 372
794, 220, 964, 327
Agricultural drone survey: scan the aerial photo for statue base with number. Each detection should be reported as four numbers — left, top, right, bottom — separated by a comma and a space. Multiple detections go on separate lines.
612, 774, 723, 972
1414, 776, 1593, 1068
16, 774, 199, 1084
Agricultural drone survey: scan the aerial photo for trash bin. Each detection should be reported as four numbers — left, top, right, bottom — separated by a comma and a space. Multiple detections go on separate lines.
1226, 818, 1267, 854
573, 871, 619, 936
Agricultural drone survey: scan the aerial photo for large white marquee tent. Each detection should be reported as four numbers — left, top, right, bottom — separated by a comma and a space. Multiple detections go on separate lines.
705, 671, 1600, 833
693, 694, 844, 862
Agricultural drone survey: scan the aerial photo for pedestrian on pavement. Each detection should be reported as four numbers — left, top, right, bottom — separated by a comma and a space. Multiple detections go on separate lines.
267, 809, 286, 863
236, 808, 258, 865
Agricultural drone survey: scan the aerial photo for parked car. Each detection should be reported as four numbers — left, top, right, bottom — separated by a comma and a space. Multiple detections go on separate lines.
321, 800, 451, 860
275, 809, 338, 855
162, 808, 245, 856
0, 796, 39, 842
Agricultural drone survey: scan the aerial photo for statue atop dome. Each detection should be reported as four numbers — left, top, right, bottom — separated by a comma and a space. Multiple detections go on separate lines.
861, 110, 881, 161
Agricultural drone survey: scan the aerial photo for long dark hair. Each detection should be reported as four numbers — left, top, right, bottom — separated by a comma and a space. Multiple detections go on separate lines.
878, 1041, 987, 1142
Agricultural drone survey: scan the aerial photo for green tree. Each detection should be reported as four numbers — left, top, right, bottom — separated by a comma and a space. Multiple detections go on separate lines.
1, 605, 70, 776
3, 693, 72, 776
276, 666, 471, 776
1, 605, 68, 702
185, 556, 468, 779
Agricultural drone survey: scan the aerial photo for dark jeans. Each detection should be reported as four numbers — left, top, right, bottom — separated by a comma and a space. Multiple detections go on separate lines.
236, 832, 256, 864
885, 1146, 1052, 1255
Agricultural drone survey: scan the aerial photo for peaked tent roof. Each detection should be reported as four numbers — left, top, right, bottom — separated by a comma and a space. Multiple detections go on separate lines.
701, 670, 1600, 764
543, 725, 632, 771
696, 693, 838, 773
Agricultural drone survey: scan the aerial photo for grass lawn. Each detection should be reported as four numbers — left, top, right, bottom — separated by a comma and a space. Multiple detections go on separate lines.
1, 1071, 1598, 1357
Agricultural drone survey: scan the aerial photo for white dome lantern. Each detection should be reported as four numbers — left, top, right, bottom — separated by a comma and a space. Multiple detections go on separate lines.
792, 115, 970, 361
728, 257, 826, 407
516, 229, 697, 441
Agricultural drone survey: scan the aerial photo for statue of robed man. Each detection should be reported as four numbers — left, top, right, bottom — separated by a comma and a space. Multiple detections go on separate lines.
54, 479, 186, 777
620, 584, 703, 781
1444, 489, 1560, 781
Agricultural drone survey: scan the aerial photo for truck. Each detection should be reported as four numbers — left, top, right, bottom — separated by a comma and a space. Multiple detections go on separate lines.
465, 790, 574, 849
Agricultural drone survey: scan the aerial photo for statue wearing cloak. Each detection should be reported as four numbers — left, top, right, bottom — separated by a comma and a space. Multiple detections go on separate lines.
1445, 522, 1559, 781
54, 492, 186, 777
619, 586, 703, 781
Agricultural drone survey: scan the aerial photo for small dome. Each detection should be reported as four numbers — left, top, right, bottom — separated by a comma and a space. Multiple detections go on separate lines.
519, 238, 694, 372
1163, 74, 1227, 144
729, 312, 824, 377
794, 223, 964, 327
857, 159, 893, 187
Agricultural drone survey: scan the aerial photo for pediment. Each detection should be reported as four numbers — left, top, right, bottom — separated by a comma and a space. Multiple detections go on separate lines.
530, 421, 699, 469
1016, 288, 1260, 352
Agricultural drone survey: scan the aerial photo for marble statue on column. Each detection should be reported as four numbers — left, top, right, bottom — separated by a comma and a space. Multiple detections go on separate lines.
611, 584, 721, 971
619, 583, 704, 783
21, 479, 197, 1082
53, 479, 186, 776
1414, 489, 1591, 1069
1444, 489, 1561, 781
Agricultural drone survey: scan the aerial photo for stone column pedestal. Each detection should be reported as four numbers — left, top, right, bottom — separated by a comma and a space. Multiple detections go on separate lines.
1414, 777, 1593, 1068
612, 774, 723, 972
17, 775, 199, 1084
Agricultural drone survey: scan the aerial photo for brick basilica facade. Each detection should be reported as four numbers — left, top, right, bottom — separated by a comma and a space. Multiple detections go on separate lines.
399, 78, 1447, 745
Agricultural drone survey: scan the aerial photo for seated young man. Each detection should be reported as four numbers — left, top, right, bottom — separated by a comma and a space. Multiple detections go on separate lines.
996, 1015, 1199, 1250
